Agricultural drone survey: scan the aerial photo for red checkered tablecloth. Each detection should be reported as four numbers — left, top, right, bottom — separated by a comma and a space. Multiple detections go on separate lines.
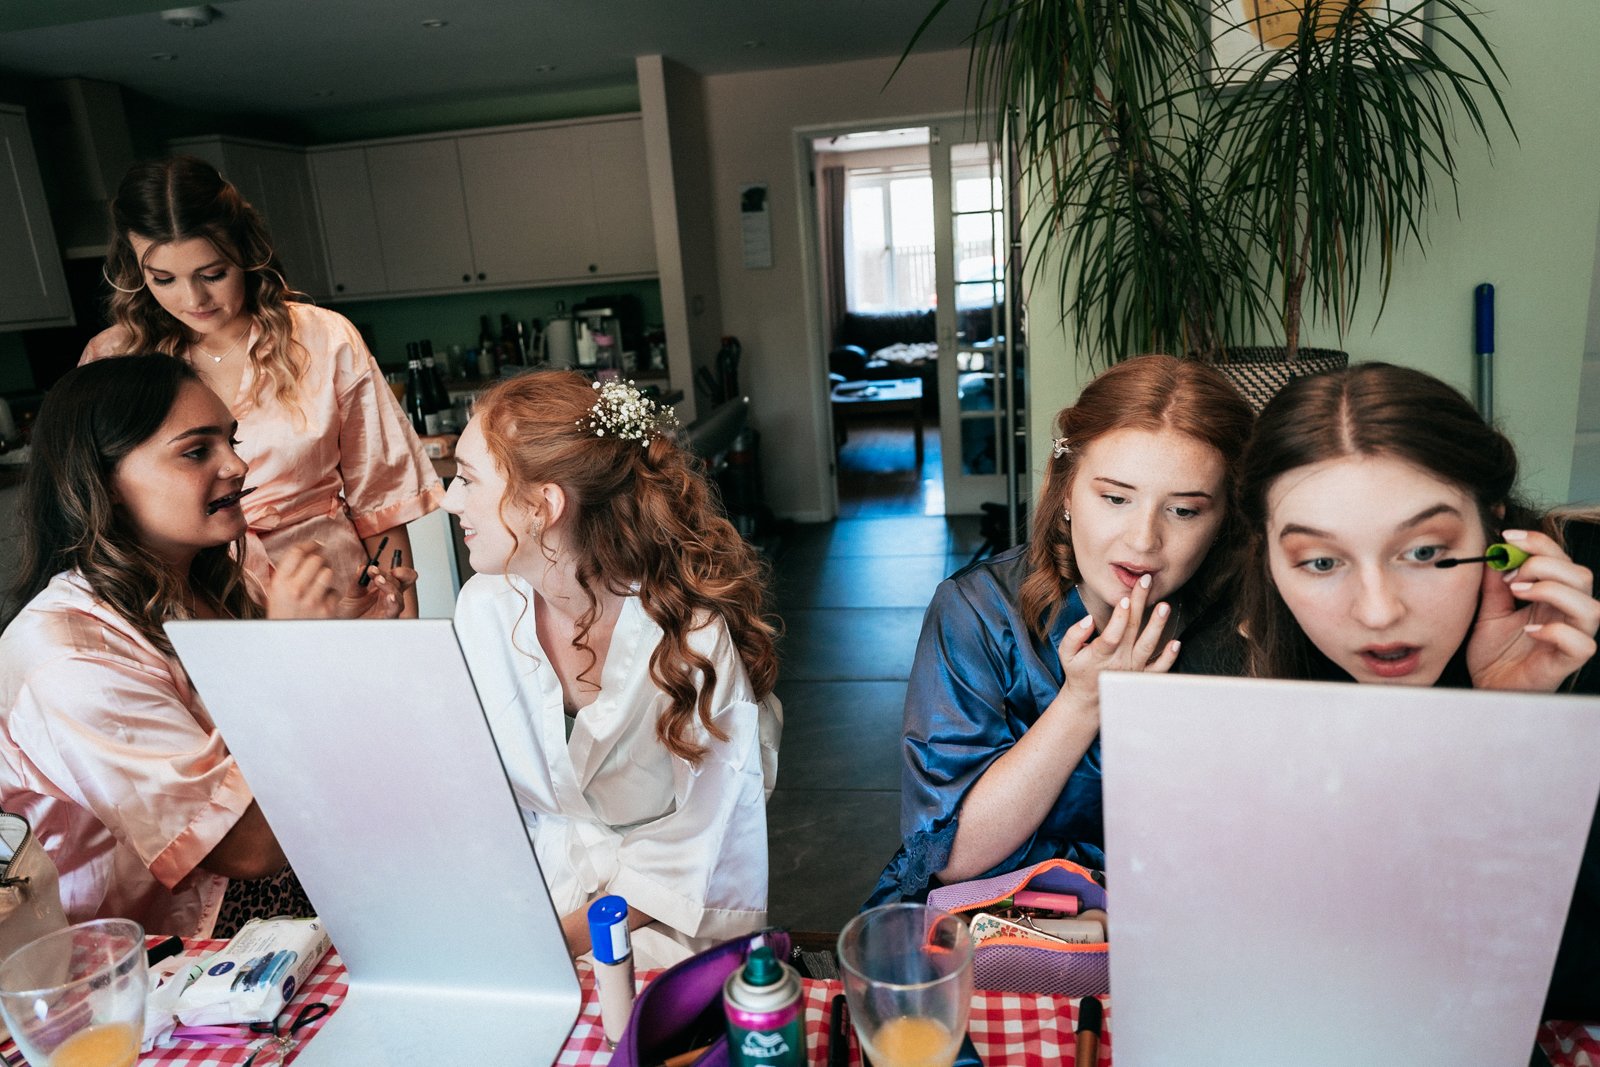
540, 965, 1112, 1067
3, 942, 1593, 1065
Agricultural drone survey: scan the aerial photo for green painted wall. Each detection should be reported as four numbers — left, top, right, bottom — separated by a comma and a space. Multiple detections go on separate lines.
1026, 1, 1600, 508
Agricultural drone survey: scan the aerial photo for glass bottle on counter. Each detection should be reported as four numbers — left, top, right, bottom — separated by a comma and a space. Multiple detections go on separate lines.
501, 313, 525, 366
419, 342, 447, 434
405, 350, 429, 436
529, 319, 545, 366
478, 315, 498, 378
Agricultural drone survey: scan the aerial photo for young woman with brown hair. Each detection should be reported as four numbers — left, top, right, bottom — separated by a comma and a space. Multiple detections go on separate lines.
0, 355, 410, 938
444, 371, 781, 965
82, 156, 441, 611
870, 354, 1255, 904
1236, 362, 1600, 1018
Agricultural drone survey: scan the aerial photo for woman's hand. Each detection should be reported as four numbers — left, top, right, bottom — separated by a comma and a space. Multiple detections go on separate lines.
265, 545, 345, 619
347, 556, 417, 620
1053, 574, 1181, 725
1468, 529, 1599, 692
265, 544, 416, 620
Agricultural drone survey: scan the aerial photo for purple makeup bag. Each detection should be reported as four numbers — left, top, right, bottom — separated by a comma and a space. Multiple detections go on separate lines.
609, 929, 793, 1067
928, 858, 1108, 996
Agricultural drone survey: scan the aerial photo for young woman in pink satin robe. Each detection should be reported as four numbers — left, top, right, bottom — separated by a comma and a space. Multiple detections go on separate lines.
81, 156, 441, 610
0, 356, 410, 937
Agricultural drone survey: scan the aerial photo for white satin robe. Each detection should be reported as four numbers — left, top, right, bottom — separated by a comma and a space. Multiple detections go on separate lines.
454, 574, 781, 966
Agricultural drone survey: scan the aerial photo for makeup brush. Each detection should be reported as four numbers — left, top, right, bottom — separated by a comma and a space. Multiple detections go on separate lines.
1434, 542, 1531, 571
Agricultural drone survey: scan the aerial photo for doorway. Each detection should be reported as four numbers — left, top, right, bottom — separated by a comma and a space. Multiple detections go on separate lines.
803, 121, 1027, 526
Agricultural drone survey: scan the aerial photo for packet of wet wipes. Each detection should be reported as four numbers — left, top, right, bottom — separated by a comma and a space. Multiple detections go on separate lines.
176, 917, 330, 1025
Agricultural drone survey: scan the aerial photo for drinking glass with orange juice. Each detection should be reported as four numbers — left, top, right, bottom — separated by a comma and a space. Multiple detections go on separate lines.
838, 904, 973, 1067
0, 919, 147, 1067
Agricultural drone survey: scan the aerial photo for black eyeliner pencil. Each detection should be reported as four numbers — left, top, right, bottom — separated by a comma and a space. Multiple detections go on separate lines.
357, 535, 390, 588
827, 995, 848, 1067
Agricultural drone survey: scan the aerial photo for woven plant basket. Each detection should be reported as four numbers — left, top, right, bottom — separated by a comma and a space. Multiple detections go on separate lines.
1214, 347, 1349, 413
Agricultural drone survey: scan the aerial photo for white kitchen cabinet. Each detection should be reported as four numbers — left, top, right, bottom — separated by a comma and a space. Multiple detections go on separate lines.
171, 136, 331, 300
0, 105, 73, 330
307, 115, 655, 301
457, 124, 588, 285
576, 118, 656, 278
458, 116, 655, 285
309, 147, 389, 298
365, 139, 478, 294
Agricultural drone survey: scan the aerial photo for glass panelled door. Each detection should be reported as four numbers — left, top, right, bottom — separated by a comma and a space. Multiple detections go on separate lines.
931, 133, 1026, 519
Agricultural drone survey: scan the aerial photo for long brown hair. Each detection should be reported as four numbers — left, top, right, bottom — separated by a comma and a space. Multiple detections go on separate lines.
1019, 354, 1255, 641
474, 372, 779, 764
5, 355, 261, 650
1236, 362, 1550, 679
103, 156, 305, 412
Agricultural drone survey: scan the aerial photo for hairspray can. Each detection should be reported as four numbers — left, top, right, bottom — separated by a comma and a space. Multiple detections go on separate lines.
723, 945, 802, 1067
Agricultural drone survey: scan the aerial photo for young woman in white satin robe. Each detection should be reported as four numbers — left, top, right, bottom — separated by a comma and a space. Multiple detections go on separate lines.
445, 372, 781, 966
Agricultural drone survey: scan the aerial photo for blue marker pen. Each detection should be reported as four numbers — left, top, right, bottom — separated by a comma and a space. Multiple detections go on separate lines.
588, 895, 635, 1046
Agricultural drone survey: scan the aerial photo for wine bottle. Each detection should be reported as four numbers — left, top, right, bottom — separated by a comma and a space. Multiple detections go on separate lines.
405, 351, 428, 435
418, 342, 445, 435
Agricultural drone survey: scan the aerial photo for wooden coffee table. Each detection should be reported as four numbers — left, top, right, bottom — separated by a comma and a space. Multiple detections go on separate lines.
831, 377, 924, 469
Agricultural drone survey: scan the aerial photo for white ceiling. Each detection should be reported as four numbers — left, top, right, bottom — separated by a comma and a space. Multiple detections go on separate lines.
0, 0, 978, 122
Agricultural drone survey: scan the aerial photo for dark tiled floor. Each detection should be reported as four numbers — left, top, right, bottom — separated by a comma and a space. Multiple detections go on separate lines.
766, 418, 982, 934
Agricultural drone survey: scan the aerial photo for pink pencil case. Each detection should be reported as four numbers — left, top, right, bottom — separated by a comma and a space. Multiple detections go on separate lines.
928, 858, 1108, 996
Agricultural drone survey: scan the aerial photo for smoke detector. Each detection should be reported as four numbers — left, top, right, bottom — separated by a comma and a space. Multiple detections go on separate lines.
161, 6, 220, 28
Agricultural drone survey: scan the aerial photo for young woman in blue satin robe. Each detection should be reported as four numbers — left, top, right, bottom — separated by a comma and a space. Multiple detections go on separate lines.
869, 355, 1254, 904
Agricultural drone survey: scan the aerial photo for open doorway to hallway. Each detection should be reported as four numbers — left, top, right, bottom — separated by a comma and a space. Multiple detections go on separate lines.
809, 126, 943, 518
805, 121, 1025, 525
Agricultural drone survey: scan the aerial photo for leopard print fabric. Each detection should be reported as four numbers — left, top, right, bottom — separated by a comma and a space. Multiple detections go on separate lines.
213, 864, 316, 939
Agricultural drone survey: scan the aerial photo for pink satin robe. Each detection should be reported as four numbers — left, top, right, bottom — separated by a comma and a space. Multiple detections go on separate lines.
0, 573, 253, 938
83, 303, 443, 585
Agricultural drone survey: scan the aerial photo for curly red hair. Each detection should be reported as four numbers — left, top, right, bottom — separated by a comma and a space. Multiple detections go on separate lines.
474, 371, 778, 764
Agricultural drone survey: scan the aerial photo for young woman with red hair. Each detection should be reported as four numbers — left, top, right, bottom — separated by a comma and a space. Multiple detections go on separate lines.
870, 354, 1254, 904
444, 372, 781, 965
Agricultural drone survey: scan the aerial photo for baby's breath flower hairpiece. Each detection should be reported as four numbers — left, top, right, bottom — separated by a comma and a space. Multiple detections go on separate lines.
579, 379, 679, 446
1052, 436, 1072, 459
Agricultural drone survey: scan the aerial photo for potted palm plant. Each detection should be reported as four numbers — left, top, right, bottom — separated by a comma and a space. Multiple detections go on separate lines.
908, 0, 1510, 397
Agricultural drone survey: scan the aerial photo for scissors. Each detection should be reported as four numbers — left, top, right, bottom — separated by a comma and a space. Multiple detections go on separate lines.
242, 1002, 330, 1066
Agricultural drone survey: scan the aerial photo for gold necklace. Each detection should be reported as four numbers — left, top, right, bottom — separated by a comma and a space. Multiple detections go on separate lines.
192, 328, 247, 364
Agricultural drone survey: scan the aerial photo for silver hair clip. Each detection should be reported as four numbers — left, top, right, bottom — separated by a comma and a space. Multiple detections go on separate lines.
1052, 436, 1072, 459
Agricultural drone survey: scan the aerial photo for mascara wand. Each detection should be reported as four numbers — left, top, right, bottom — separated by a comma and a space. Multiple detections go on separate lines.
1434, 542, 1530, 571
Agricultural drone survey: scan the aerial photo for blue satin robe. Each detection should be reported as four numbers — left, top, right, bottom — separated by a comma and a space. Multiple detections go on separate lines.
867, 546, 1105, 905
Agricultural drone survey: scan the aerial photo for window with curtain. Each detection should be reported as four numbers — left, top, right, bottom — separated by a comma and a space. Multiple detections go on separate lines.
845, 167, 934, 313
844, 165, 1003, 313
